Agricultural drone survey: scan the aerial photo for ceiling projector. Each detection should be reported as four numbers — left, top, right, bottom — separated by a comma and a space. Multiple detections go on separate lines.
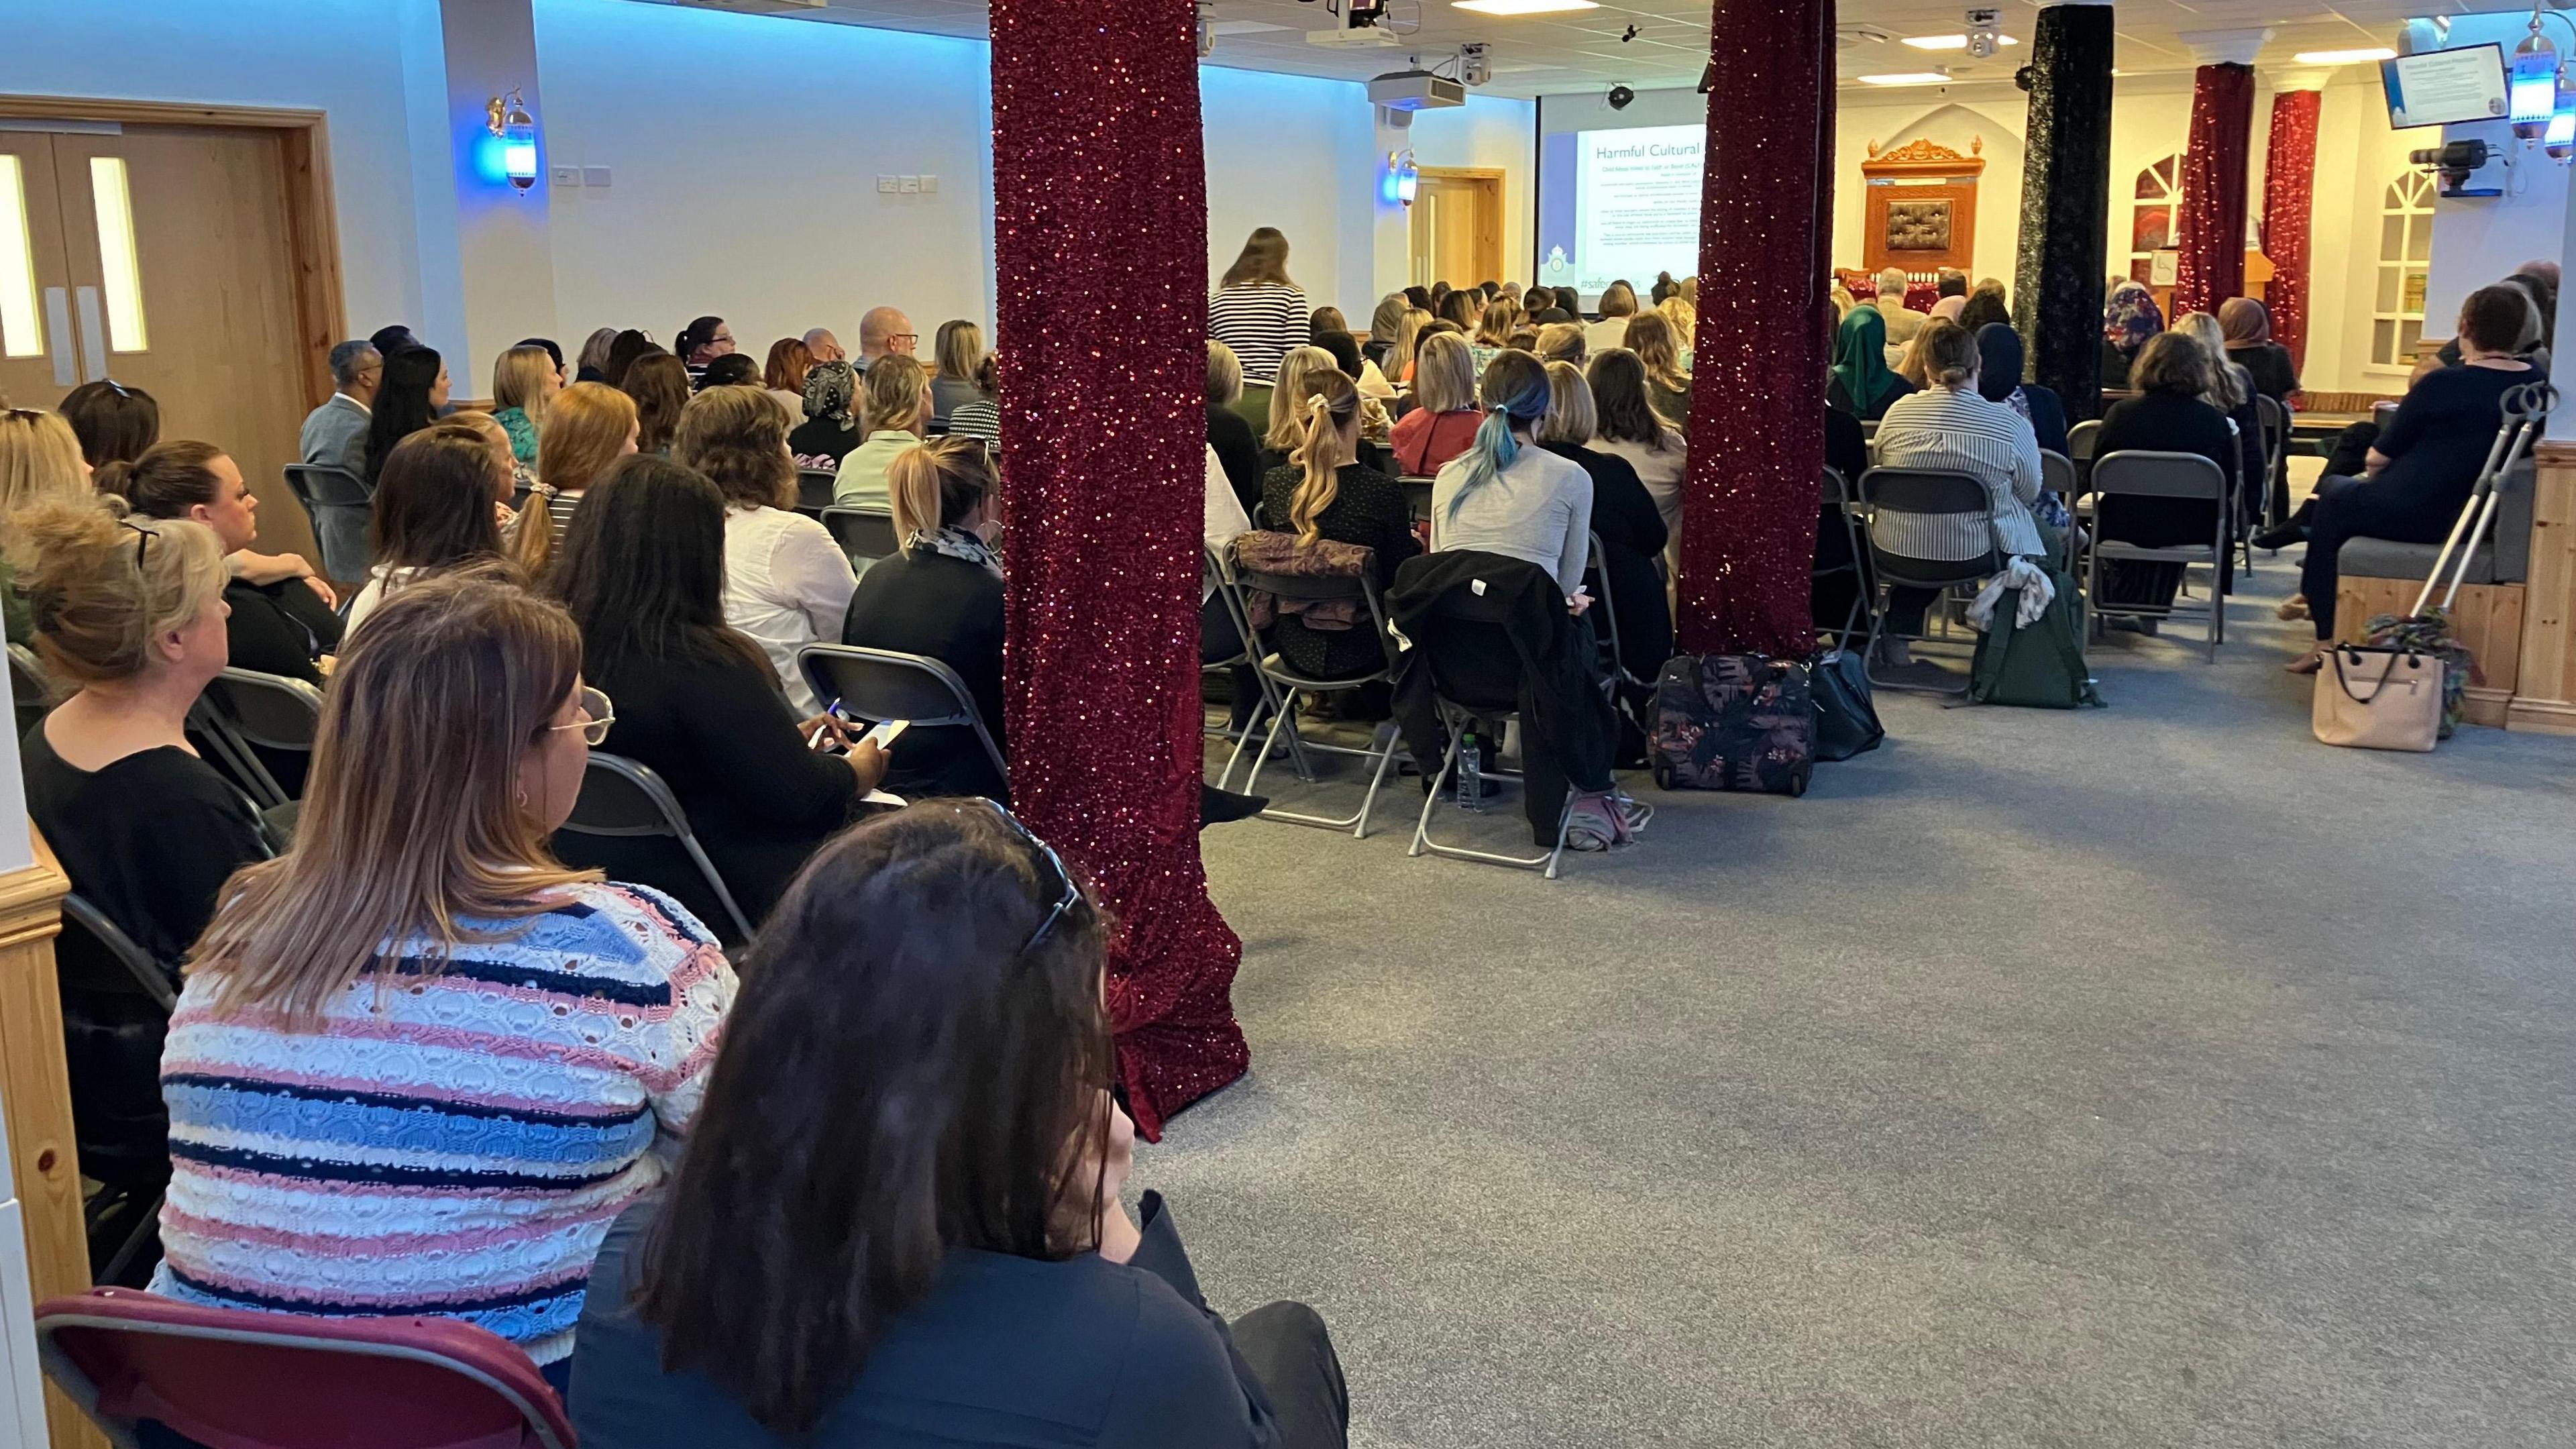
1368, 70, 1467, 111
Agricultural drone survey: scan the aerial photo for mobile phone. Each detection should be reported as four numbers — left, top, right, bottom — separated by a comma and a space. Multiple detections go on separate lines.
861, 718, 910, 751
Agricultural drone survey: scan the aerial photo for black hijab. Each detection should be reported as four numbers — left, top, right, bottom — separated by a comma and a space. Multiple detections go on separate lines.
1974, 323, 2024, 403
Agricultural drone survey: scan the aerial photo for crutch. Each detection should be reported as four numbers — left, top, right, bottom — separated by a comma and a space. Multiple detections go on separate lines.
2410, 379, 2556, 618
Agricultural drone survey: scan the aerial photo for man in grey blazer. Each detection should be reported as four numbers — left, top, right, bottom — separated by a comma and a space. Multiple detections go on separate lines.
299, 339, 380, 475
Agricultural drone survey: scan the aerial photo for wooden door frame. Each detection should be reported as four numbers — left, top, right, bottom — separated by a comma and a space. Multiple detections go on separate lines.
0, 95, 345, 407
1413, 166, 1505, 287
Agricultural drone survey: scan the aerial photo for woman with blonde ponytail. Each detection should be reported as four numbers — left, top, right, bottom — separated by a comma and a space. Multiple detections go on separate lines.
1253, 367, 1419, 683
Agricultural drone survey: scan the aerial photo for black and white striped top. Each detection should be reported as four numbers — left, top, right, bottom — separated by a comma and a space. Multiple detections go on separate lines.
1870, 385, 2047, 561
1209, 282, 1309, 386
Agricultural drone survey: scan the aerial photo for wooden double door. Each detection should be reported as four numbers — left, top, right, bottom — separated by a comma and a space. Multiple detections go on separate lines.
0, 121, 322, 560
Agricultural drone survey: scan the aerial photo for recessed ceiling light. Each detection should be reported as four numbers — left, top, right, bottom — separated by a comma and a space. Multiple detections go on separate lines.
1859, 70, 1952, 86
1902, 34, 2019, 50
2292, 47, 2397, 64
1208, 19, 1289, 35
1450, 0, 1601, 14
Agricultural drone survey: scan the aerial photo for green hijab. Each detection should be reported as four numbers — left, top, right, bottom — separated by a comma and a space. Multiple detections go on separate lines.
1831, 305, 1901, 414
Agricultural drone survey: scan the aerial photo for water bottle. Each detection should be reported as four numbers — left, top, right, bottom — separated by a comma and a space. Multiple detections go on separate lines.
1456, 730, 1483, 813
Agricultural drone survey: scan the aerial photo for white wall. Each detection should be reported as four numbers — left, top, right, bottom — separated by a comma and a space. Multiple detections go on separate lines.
1200, 66, 1380, 323
533, 0, 997, 356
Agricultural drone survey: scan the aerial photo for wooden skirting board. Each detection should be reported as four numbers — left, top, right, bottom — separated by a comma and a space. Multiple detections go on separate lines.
2510, 441, 2576, 734
2334, 578, 2522, 727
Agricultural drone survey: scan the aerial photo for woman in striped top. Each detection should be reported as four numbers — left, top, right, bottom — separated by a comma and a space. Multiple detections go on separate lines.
1209, 227, 1309, 388
513, 381, 638, 579
154, 569, 737, 1384
1870, 319, 2049, 663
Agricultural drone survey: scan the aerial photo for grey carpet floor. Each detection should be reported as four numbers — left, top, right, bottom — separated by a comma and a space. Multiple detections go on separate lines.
1161, 537, 2576, 1447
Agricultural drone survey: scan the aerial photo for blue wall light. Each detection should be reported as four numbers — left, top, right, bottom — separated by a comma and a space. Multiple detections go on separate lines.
1386, 149, 1419, 207
486, 89, 539, 193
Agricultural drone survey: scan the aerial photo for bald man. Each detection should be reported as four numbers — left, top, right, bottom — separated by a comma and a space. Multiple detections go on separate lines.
857, 307, 917, 370
803, 327, 845, 364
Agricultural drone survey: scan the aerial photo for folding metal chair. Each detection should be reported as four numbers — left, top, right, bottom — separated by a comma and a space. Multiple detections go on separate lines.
796, 468, 838, 517
1200, 545, 1303, 788
1398, 475, 1436, 524
821, 505, 900, 570
56, 892, 178, 1288
2255, 394, 2290, 527
37, 1285, 574, 1449
556, 752, 757, 942
2066, 419, 2101, 466
1815, 467, 1868, 651
194, 668, 324, 810
1402, 586, 1580, 879
2086, 449, 2230, 660
1230, 561, 1404, 838
9, 639, 55, 741
281, 464, 374, 581
798, 643, 1010, 793
1855, 467, 2001, 693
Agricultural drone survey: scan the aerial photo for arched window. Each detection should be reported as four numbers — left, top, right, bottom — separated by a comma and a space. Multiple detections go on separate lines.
2127, 154, 2181, 283
2374, 171, 2435, 368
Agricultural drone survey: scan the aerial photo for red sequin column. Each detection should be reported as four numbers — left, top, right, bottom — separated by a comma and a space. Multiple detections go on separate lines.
2262, 88, 2320, 373
2172, 62, 2257, 318
989, 0, 1244, 1140
1680, 0, 1835, 657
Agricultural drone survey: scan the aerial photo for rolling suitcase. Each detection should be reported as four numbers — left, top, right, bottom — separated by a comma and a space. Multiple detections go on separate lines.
1649, 654, 1815, 796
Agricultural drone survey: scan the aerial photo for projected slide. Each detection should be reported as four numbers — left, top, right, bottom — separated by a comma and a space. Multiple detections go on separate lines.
1536, 124, 1705, 303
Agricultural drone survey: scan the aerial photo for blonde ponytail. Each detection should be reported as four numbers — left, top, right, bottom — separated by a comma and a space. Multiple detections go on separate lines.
886, 443, 942, 539
1286, 371, 1358, 546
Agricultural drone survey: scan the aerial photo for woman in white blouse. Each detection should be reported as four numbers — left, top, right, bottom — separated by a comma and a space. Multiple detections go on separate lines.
672, 386, 857, 714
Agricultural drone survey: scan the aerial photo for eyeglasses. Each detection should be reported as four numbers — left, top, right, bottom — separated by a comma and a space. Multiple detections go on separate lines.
548, 684, 615, 746
972, 798, 1084, 954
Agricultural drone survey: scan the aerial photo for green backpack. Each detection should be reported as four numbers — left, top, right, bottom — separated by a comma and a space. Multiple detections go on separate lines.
1968, 563, 2104, 708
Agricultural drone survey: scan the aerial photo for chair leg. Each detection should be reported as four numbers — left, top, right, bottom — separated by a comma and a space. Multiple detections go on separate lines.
1541, 794, 1576, 881
1350, 721, 1400, 840
1407, 733, 1461, 858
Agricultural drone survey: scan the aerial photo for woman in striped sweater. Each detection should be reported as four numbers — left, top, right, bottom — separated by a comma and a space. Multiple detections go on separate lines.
153, 568, 737, 1387
1209, 227, 1309, 389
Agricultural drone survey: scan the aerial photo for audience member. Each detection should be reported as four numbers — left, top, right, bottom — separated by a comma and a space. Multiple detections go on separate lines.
59, 380, 160, 469
345, 424, 510, 633
1929, 294, 1967, 324
1874, 268, 1925, 355
1649, 272, 1679, 307
2172, 311, 2267, 510
802, 327, 847, 364
2218, 297, 2299, 405
1437, 287, 1482, 335
1657, 297, 1697, 356
301, 341, 380, 474
762, 337, 814, 418
1535, 361, 1671, 687
108, 441, 342, 682
674, 386, 856, 714
1871, 319, 2049, 666
554, 458, 881, 918
0, 409, 97, 643
696, 354, 761, 392
2288, 284, 2539, 670
1587, 349, 1688, 548
1534, 321, 1585, 367
1586, 281, 1638, 355
604, 329, 658, 388
678, 315, 737, 382
1364, 293, 1409, 370
949, 356, 1004, 451
2090, 331, 2237, 615
1958, 280, 2011, 333
577, 327, 619, 382
446, 408, 537, 500
1828, 305, 1914, 421
841, 437, 1012, 801
930, 319, 987, 428
626, 352, 692, 455
857, 307, 918, 371
1389, 307, 1434, 386
1434, 351, 1592, 597
1974, 323, 2069, 456
156, 568, 734, 1383
1623, 312, 1693, 423
492, 343, 559, 464
1207, 341, 1265, 514
1936, 268, 1967, 300
522, 337, 571, 389
1829, 280, 1858, 321
364, 345, 449, 482
1470, 298, 1523, 376
570, 802, 1346, 1448
1390, 333, 1481, 475
833, 356, 932, 510
1256, 368, 1419, 686
519, 380, 640, 574
1210, 227, 1309, 388
367, 323, 420, 358
2100, 280, 2163, 390
1403, 284, 1433, 312
1315, 307, 1395, 398
1260, 345, 1340, 472
792, 360, 863, 472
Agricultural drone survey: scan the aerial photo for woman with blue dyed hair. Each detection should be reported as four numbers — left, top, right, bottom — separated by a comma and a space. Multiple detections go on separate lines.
1430, 349, 1594, 599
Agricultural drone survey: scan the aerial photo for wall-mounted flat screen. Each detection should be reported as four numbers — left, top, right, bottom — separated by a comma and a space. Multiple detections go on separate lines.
2381, 44, 2509, 129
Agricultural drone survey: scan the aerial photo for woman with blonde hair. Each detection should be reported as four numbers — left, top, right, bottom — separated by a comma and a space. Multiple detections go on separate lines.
1534, 322, 1587, 367
1261, 345, 1339, 462
1, 409, 103, 644
519, 380, 639, 574
1658, 295, 1697, 352
930, 319, 988, 429
2173, 309, 2265, 502
1205, 340, 1264, 512
1623, 312, 1693, 423
1389, 307, 1434, 388
1390, 331, 1482, 474
491, 343, 559, 465
156, 568, 735, 1385
1256, 368, 1418, 683
1470, 297, 1523, 376
761, 337, 814, 419
1587, 280, 1640, 354
1210, 226, 1307, 388
676, 386, 856, 714
832, 355, 934, 511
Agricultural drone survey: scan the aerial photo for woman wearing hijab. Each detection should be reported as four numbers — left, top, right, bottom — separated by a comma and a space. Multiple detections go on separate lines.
2217, 297, 2300, 405
1974, 323, 2069, 462
790, 360, 862, 471
1827, 306, 1915, 422
2100, 280, 2163, 390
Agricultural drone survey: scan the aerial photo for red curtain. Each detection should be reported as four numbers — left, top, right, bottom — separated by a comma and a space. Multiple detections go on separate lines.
1680, 0, 1835, 657
2172, 62, 2257, 317
2262, 89, 2321, 372
989, 0, 1243, 1139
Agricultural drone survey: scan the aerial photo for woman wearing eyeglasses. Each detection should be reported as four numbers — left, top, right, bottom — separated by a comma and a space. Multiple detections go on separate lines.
572, 800, 1348, 1448
153, 567, 737, 1389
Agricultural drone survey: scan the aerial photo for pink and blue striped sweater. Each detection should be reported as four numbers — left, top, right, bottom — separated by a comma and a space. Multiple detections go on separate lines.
151, 881, 735, 1366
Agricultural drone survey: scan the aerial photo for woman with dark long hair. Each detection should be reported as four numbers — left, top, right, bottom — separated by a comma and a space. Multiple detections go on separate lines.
602, 329, 657, 388
364, 345, 449, 481
1209, 226, 1307, 389
623, 352, 692, 455
345, 423, 511, 633
548, 455, 882, 924
570, 801, 1347, 1448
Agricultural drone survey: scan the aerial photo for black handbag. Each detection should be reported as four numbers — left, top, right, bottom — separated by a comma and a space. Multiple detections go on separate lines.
1811, 648, 1884, 761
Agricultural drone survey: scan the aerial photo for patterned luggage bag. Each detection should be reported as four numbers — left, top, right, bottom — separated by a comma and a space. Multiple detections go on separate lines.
1649, 654, 1815, 796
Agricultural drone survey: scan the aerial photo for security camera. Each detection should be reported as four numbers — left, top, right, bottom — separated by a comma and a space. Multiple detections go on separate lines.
1607, 84, 1635, 110
1460, 42, 1491, 86
1965, 6, 2000, 59
2014, 63, 2035, 91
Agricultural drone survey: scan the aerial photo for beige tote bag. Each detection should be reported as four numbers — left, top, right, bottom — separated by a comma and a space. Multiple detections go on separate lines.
2312, 646, 2443, 752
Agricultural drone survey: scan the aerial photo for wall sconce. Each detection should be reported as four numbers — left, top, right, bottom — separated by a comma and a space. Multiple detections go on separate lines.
487, 89, 539, 192
1387, 149, 1419, 207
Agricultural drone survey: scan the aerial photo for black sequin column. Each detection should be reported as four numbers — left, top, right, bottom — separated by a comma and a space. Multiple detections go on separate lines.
2012, 2, 2116, 420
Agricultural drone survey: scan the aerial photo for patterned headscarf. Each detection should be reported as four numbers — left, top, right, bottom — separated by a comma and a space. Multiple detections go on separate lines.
2104, 281, 2164, 358
802, 360, 858, 430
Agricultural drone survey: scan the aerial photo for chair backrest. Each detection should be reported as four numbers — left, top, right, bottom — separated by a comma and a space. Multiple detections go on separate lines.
2040, 449, 2076, 500
9, 640, 54, 739
797, 644, 1009, 786
1816, 467, 1862, 578
1399, 475, 1435, 523
796, 468, 837, 515
2066, 419, 2102, 464
556, 752, 755, 941
1859, 466, 1989, 518
821, 506, 900, 566
281, 463, 372, 508
2091, 449, 2226, 502
36, 1286, 574, 1449
58, 892, 176, 1009
201, 669, 324, 752
2496, 456, 2537, 583
2255, 393, 2287, 462
282, 466, 376, 581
